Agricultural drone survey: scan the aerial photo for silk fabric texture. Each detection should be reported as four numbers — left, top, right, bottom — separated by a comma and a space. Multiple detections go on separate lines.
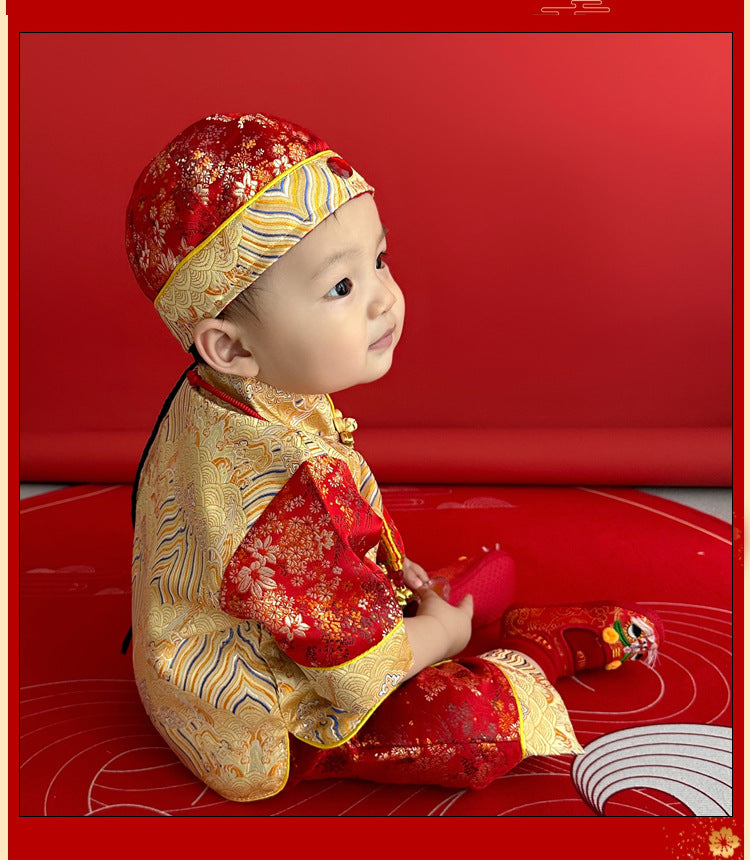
131, 369, 581, 802
125, 113, 371, 350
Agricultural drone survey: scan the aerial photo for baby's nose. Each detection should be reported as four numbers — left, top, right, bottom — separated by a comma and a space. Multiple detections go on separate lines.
369, 279, 397, 317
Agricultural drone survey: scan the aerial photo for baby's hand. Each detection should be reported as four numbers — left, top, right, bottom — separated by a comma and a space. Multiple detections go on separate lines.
402, 557, 430, 591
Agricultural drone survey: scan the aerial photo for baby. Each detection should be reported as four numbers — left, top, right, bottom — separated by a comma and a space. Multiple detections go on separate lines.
126, 112, 662, 802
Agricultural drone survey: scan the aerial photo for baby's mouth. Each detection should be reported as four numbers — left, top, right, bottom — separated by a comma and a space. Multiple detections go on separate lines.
369, 325, 396, 350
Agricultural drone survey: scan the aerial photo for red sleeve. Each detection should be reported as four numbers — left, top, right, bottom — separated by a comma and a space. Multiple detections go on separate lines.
219, 456, 404, 668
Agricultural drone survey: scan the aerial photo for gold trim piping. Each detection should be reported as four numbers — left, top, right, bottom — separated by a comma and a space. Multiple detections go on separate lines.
154, 149, 335, 306
381, 517, 404, 571
297, 618, 411, 673
506, 674, 528, 758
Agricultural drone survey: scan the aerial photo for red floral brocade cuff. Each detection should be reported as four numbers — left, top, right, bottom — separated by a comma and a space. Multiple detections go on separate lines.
220, 456, 407, 668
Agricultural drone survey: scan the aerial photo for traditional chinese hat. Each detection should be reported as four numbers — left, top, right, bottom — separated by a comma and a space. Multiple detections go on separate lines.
125, 112, 373, 349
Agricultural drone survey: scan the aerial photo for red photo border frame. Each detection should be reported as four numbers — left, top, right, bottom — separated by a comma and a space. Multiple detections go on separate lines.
6, 1, 743, 855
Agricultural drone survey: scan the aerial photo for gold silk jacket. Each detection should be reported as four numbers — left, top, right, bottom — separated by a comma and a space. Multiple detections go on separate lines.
131, 367, 414, 802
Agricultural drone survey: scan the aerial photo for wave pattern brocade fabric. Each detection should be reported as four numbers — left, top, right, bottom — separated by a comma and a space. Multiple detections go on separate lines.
132, 370, 413, 801
132, 370, 581, 802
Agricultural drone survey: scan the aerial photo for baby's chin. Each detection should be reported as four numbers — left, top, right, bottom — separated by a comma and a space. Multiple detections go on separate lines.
360, 357, 397, 388
301, 346, 399, 394
324, 366, 393, 395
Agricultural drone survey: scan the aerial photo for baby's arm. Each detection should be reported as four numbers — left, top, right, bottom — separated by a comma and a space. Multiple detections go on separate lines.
402, 589, 474, 680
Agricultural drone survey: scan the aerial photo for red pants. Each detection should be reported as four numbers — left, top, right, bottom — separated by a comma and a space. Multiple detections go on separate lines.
289, 656, 525, 790
289, 549, 524, 790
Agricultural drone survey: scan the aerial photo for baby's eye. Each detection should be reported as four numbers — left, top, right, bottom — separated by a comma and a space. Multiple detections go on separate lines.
376, 251, 389, 270
325, 278, 353, 298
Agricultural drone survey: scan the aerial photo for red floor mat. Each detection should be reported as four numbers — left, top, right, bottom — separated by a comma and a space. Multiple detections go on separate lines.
17, 484, 735, 817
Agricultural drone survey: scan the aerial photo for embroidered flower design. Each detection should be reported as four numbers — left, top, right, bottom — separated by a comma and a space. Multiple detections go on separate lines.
155, 247, 182, 282
252, 594, 296, 630
316, 528, 335, 553
279, 613, 310, 642
236, 562, 276, 597
282, 494, 305, 513
235, 536, 279, 597
422, 674, 449, 702
233, 170, 258, 201
709, 828, 741, 858
251, 535, 278, 558
192, 182, 211, 205
278, 516, 331, 576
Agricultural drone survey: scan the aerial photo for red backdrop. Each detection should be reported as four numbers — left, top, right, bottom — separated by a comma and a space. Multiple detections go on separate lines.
18, 33, 732, 483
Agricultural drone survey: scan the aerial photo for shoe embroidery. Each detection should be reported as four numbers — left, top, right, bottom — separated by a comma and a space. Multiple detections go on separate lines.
605, 616, 659, 668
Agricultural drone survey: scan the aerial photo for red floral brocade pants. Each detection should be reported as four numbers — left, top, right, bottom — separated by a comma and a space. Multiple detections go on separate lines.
289, 655, 526, 791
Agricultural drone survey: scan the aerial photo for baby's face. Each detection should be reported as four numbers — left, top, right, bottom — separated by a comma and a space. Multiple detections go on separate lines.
236, 194, 405, 394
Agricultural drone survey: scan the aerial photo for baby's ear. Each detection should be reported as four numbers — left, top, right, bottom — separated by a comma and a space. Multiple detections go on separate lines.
192, 318, 260, 378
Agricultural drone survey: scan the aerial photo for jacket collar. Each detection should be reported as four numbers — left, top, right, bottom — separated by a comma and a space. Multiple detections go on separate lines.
196, 366, 356, 447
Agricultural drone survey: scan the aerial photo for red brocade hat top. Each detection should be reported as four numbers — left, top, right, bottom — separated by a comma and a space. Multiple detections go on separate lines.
126, 113, 328, 301
125, 112, 373, 349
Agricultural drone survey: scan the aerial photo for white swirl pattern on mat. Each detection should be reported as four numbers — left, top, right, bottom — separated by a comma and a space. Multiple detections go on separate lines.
19, 602, 732, 816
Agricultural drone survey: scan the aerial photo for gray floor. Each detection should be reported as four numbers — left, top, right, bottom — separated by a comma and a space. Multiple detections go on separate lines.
20, 483, 72, 500
636, 487, 733, 524
19, 483, 733, 524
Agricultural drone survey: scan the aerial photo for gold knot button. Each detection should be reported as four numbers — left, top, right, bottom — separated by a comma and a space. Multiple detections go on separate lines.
333, 408, 358, 447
